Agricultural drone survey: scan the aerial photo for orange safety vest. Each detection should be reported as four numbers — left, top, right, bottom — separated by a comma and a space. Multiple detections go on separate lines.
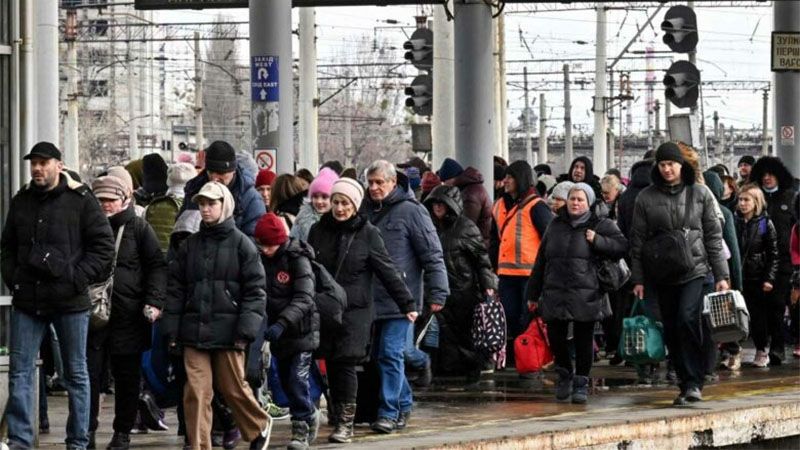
493, 194, 544, 277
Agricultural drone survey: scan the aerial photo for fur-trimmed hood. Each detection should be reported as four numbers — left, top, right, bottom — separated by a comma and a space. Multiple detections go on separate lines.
751, 156, 794, 191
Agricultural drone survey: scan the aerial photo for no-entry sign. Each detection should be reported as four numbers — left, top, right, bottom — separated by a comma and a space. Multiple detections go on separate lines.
781, 125, 795, 146
254, 149, 277, 171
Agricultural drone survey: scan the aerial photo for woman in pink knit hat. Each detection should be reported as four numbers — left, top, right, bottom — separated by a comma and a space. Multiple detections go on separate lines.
290, 167, 339, 241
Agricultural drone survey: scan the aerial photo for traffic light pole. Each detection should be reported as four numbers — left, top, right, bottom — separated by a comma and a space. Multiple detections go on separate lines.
593, 2, 608, 175
539, 93, 547, 165
432, 2, 455, 170
250, 0, 293, 174
773, 0, 800, 173
454, 0, 494, 195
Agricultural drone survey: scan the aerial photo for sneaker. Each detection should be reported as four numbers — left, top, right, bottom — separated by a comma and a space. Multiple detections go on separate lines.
727, 353, 742, 370
396, 411, 411, 430
752, 350, 769, 368
222, 428, 241, 450
266, 402, 290, 420
129, 413, 149, 435
248, 416, 273, 450
685, 387, 702, 402
370, 417, 396, 434
672, 394, 687, 406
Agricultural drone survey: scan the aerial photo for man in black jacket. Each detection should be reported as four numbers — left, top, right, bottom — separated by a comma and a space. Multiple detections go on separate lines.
1, 142, 115, 450
750, 156, 798, 365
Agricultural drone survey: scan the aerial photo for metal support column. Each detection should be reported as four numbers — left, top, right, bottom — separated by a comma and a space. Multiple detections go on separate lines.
298, 8, 318, 172
454, 0, 494, 194
34, 0, 58, 145
593, 2, 608, 174
250, 0, 293, 174
432, 1, 455, 170
773, 1, 800, 171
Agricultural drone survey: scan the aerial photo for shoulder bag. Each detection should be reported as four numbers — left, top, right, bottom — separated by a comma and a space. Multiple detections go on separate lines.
641, 186, 695, 284
88, 225, 125, 330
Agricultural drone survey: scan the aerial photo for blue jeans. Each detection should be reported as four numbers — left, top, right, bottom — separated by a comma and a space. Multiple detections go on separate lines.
375, 319, 413, 421
276, 352, 316, 422
404, 318, 430, 370
7, 308, 91, 449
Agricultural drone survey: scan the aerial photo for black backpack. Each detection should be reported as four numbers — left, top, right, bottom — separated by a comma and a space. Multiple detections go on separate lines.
310, 260, 347, 334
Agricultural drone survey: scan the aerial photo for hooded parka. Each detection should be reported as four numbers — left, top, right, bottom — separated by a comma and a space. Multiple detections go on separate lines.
164, 184, 267, 349
750, 156, 797, 275
424, 185, 497, 373
630, 160, 730, 286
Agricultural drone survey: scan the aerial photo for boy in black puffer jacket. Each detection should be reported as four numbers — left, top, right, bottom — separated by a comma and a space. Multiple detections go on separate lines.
254, 212, 320, 450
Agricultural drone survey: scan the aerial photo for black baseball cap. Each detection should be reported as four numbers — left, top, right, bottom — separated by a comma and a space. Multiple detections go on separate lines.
24, 142, 62, 161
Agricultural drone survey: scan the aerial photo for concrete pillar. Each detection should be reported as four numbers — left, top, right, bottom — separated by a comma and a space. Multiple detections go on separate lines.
773, 1, 800, 173
34, 0, 58, 145
593, 2, 608, 175
298, 8, 319, 172
454, 0, 494, 194
250, 0, 293, 174
432, 2, 455, 170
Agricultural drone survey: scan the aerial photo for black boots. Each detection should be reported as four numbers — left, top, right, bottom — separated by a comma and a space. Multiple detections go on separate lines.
106, 432, 130, 450
328, 403, 356, 444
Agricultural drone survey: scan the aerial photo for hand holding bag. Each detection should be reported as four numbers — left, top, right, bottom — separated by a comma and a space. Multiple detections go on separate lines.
618, 298, 666, 364
88, 225, 125, 330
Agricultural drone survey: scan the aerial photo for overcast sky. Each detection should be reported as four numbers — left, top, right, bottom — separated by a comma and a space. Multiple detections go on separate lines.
159, 2, 775, 137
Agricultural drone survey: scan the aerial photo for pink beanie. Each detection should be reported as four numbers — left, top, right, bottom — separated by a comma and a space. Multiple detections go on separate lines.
308, 167, 339, 198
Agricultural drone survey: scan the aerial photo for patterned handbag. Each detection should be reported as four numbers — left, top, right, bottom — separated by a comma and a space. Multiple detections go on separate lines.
472, 294, 507, 369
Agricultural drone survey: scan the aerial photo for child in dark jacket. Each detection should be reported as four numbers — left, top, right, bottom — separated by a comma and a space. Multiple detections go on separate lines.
735, 184, 779, 369
254, 212, 320, 450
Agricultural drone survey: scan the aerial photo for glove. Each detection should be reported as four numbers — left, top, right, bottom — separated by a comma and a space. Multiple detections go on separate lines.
265, 323, 285, 343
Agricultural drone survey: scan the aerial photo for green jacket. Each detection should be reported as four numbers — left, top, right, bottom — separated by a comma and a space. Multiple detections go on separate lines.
144, 195, 183, 253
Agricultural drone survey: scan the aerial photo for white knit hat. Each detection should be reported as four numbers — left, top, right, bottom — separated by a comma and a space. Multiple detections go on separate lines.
331, 178, 365, 209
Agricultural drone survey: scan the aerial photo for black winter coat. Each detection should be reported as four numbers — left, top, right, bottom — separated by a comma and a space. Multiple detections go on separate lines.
630, 164, 729, 286
307, 213, 414, 363
424, 186, 497, 306
1, 174, 115, 316
93, 206, 167, 354
735, 211, 779, 284
261, 238, 319, 358
751, 156, 798, 274
527, 210, 628, 322
617, 159, 653, 239
164, 217, 266, 349
448, 167, 493, 249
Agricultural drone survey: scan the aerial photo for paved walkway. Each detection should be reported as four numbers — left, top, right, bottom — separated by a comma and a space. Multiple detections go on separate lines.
35, 351, 800, 449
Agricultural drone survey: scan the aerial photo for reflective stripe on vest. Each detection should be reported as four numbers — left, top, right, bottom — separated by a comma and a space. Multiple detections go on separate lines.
493, 196, 543, 277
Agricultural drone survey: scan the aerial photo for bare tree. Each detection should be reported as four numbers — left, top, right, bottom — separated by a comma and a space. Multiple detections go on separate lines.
203, 17, 249, 151
315, 35, 413, 172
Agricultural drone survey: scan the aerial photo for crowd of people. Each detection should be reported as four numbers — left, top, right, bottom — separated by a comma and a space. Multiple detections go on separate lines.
2, 139, 799, 450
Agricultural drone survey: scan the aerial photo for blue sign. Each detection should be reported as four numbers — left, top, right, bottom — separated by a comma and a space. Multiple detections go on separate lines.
251, 56, 279, 102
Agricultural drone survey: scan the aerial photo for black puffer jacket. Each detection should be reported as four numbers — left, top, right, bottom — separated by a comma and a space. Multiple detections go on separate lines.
617, 159, 653, 239
164, 217, 266, 349
307, 213, 414, 363
750, 156, 797, 274
1, 174, 115, 316
735, 211, 779, 284
630, 162, 729, 286
261, 238, 319, 358
424, 185, 497, 306
103, 206, 167, 354
527, 209, 628, 322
